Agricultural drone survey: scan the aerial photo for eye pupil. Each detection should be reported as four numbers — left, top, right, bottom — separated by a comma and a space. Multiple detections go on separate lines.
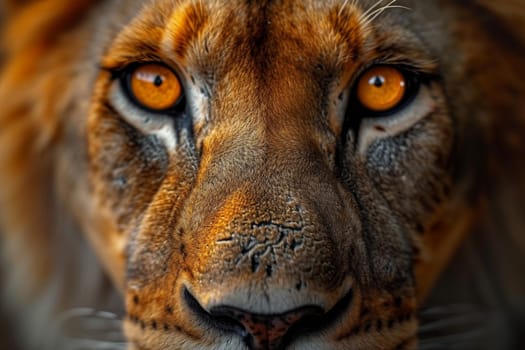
153, 75, 163, 87
371, 76, 385, 88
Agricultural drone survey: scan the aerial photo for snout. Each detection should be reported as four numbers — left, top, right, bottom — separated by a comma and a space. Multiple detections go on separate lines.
123, 144, 418, 350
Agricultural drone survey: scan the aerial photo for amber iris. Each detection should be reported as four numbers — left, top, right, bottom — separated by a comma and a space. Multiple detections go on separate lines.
129, 63, 182, 111
357, 66, 406, 112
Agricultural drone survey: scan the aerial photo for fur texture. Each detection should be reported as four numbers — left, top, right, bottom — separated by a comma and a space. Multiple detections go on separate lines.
0, 0, 524, 349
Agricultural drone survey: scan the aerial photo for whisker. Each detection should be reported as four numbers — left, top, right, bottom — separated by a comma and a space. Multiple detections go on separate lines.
419, 304, 482, 317
57, 308, 123, 322
360, 0, 411, 27
61, 338, 128, 350
418, 328, 487, 350
367, 5, 410, 24
339, 0, 350, 16
55, 308, 127, 348
418, 304, 487, 349
359, 0, 389, 22
418, 312, 486, 334
338, 0, 359, 17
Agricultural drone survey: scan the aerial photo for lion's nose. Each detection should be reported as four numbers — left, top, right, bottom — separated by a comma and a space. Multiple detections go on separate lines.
210, 304, 323, 350
184, 289, 324, 350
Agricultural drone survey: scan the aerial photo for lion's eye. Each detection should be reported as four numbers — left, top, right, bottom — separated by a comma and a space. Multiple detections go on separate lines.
123, 63, 183, 112
356, 66, 410, 113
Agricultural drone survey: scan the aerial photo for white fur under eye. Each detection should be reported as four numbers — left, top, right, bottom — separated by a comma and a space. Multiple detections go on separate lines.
109, 82, 178, 150
357, 85, 436, 154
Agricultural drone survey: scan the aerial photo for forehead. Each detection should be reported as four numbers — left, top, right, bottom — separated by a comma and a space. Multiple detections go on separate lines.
103, 0, 432, 76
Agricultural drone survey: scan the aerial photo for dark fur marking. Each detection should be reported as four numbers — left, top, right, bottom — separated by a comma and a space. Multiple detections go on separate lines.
164, 305, 173, 315
127, 314, 200, 340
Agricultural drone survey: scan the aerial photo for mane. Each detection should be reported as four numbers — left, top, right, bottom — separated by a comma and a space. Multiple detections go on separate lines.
0, 0, 524, 348
423, 1, 525, 347
476, 0, 525, 41
0, 1, 120, 348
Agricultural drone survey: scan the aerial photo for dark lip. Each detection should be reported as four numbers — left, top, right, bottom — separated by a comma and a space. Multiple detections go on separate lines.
184, 287, 354, 350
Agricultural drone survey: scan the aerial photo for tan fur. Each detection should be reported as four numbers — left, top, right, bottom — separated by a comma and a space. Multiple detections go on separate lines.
0, 1, 524, 349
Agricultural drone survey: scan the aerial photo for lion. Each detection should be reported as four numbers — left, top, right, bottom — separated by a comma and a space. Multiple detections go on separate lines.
0, 0, 524, 349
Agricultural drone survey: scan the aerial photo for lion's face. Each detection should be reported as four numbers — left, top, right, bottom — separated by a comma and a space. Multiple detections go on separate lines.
2, 0, 525, 348
78, 1, 453, 350
74, 1, 464, 349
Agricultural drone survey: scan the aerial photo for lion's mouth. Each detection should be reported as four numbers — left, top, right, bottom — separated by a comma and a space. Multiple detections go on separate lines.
184, 287, 354, 350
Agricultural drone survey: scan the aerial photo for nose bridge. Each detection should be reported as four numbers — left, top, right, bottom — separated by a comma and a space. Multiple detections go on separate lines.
191, 130, 350, 285
199, 81, 327, 209
197, 71, 343, 252
201, 124, 331, 228
184, 50, 351, 280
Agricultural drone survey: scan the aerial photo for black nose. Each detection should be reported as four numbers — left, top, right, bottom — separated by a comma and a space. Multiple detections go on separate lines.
184, 289, 324, 350
209, 304, 324, 350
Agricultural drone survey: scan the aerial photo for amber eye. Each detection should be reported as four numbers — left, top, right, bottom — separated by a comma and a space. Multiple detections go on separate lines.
356, 66, 407, 113
125, 63, 183, 112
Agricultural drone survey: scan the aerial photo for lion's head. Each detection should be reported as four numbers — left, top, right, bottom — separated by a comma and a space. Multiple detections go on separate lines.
0, 1, 524, 349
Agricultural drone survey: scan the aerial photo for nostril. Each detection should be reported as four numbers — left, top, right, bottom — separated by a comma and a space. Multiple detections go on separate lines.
183, 289, 247, 336
209, 304, 324, 350
184, 287, 353, 350
184, 288, 324, 350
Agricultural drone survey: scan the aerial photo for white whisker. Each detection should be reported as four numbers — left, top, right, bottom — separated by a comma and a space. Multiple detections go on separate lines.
418, 312, 486, 334
57, 308, 122, 321
359, 0, 411, 28
54, 308, 127, 348
419, 304, 481, 317
62, 338, 128, 350
419, 328, 486, 349
359, 0, 389, 22
339, 0, 350, 16
418, 304, 487, 349
338, 0, 359, 17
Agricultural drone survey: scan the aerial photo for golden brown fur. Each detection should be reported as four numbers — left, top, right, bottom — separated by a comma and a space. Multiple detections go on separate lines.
0, 1, 524, 349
